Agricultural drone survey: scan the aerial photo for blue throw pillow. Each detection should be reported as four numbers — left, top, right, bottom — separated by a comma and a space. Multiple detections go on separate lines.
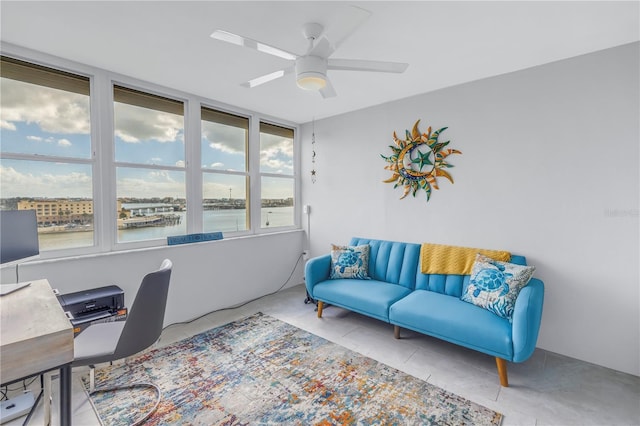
461, 253, 535, 320
329, 244, 371, 280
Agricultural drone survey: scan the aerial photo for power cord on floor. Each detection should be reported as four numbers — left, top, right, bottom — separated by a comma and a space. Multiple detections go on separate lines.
161, 252, 305, 332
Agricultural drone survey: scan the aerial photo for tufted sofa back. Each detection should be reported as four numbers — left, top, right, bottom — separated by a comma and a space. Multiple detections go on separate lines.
414, 254, 527, 297
350, 237, 527, 297
414, 273, 469, 297
349, 237, 420, 290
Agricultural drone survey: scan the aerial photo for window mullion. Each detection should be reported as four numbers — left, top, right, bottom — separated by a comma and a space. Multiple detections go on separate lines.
93, 72, 115, 251
186, 99, 202, 233
112, 161, 186, 172
293, 128, 301, 228
0, 153, 93, 164
248, 116, 261, 233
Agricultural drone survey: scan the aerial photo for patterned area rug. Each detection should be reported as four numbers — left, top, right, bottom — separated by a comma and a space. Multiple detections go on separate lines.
87, 313, 502, 425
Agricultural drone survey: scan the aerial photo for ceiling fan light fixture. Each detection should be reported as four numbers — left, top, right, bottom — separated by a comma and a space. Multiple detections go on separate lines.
297, 72, 327, 90
295, 55, 328, 91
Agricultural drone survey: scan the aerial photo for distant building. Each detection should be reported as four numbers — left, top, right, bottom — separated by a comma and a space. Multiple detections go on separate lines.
17, 199, 122, 226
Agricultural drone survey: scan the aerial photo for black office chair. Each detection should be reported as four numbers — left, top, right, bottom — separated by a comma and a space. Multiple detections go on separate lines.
71, 259, 172, 425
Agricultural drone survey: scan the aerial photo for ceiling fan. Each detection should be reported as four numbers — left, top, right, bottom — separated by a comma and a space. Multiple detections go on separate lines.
210, 6, 409, 98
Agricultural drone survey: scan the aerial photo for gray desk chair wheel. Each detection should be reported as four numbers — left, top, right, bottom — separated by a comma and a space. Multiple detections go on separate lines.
71, 259, 172, 425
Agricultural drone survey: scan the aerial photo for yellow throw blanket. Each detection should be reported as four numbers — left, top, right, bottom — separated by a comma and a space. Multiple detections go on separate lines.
420, 243, 511, 275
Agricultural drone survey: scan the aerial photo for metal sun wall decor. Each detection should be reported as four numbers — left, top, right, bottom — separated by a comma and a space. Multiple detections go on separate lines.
381, 119, 461, 201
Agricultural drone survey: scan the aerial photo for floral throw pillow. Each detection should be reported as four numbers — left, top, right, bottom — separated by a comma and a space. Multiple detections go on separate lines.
461, 253, 535, 320
329, 244, 371, 280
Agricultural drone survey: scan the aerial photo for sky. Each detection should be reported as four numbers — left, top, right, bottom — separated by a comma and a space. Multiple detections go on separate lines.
0, 77, 294, 200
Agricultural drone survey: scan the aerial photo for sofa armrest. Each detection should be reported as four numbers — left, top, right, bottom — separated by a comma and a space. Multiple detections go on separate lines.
305, 254, 332, 298
511, 278, 545, 362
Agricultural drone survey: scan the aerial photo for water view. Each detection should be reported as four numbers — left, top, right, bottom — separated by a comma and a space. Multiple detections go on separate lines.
37, 206, 293, 250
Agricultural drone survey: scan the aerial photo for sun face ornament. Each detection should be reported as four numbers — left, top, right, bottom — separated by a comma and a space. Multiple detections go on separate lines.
381, 120, 461, 201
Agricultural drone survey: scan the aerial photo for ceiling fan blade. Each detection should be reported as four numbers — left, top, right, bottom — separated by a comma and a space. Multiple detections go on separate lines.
242, 66, 294, 88
319, 78, 337, 99
328, 59, 409, 73
211, 30, 297, 61
319, 5, 371, 55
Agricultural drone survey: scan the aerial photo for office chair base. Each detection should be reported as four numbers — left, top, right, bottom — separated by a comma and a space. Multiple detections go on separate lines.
89, 382, 161, 426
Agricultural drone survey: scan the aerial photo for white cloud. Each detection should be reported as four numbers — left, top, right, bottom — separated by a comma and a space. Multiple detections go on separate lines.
1, 120, 16, 130
148, 170, 175, 182
0, 164, 92, 198
1, 78, 90, 134
259, 133, 294, 173
27, 135, 43, 141
175, 160, 185, 167
202, 121, 245, 155
58, 139, 72, 147
208, 141, 243, 155
210, 162, 224, 168
261, 134, 294, 157
116, 171, 184, 199
260, 144, 293, 173
114, 103, 184, 143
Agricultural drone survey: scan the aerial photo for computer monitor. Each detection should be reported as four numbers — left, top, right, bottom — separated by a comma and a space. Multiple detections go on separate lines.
0, 210, 40, 267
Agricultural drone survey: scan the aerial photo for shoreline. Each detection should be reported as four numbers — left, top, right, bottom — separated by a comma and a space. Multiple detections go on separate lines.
38, 225, 93, 234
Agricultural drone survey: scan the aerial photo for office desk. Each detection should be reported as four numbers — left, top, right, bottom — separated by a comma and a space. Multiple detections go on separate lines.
1, 279, 74, 425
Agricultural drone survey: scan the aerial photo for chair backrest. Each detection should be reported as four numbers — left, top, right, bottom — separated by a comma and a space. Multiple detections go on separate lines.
113, 259, 172, 360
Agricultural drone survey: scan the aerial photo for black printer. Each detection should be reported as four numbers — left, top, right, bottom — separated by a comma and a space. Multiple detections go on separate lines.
57, 285, 126, 335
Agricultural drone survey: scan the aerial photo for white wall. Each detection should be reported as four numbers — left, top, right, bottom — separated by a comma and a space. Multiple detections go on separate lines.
300, 43, 639, 376
1, 231, 306, 326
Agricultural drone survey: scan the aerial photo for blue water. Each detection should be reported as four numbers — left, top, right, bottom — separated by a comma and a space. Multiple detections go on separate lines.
38, 206, 294, 250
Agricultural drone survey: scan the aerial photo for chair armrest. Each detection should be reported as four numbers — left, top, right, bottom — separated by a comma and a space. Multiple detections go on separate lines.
305, 254, 332, 298
511, 278, 545, 362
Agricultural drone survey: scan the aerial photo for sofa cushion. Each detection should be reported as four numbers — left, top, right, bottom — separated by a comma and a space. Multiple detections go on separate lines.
329, 244, 371, 280
461, 254, 535, 320
389, 290, 514, 358
314, 279, 412, 322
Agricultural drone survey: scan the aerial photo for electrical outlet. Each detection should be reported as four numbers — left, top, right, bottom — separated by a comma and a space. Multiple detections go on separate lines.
302, 250, 309, 260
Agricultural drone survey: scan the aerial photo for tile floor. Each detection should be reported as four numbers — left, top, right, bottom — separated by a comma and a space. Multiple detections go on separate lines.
6, 284, 640, 425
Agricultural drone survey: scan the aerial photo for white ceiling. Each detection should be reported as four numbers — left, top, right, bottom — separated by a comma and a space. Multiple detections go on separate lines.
1, 1, 638, 124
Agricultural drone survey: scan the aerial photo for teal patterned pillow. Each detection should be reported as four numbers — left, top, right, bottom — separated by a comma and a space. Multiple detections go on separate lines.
461, 253, 535, 320
329, 244, 371, 280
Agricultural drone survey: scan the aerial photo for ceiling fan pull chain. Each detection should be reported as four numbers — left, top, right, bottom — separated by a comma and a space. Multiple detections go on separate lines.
311, 118, 317, 183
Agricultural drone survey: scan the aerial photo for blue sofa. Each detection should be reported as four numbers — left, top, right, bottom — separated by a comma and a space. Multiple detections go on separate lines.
305, 237, 545, 387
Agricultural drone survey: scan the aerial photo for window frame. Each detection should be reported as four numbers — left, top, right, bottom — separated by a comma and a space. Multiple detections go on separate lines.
0, 53, 101, 258
111, 82, 188, 250
0, 44, 300, 260
200, 104, 252, 236
257, 120, 298, 232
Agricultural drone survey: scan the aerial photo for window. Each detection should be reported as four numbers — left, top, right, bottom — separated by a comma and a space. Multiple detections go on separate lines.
0, 56, 94, 251
113, 85, 185, 243
1, 52, 299, 258
259, 122, 295, 228
201, 107, 249, 233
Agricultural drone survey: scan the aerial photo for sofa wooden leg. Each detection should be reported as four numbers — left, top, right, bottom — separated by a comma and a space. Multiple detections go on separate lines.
496, 357, 509, 387
317, 301, 324, 318
394, 325, 401, 339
